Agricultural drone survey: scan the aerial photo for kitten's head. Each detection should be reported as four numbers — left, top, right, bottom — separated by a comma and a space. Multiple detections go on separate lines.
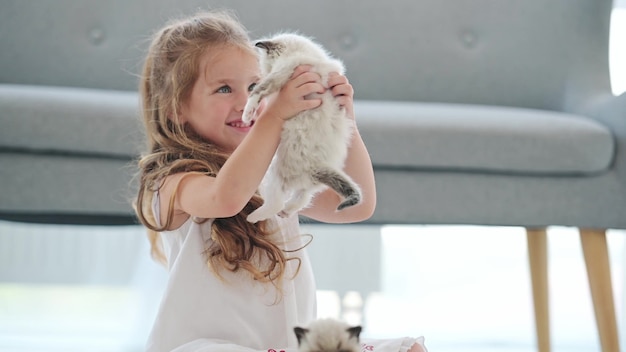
294, 319, 362, 352
254, 33, 333, 74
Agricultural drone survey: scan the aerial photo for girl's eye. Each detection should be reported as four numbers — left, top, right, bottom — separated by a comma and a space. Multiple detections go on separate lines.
216, 85, 232, 93
248, 83, 257, 92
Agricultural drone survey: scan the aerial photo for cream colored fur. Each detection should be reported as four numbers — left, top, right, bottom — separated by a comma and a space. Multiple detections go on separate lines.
243, 33, 361, 223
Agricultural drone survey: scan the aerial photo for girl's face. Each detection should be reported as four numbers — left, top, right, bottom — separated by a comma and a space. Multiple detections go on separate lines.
179, 45, 261, 152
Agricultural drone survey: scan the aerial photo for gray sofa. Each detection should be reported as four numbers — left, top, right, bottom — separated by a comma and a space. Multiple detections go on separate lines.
1, 1, 624, 351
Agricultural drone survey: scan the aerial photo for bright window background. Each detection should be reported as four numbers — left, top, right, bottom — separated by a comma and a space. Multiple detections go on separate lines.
1, 3, 625, 352
611, 0, 626, 95
0, 223, 155, 352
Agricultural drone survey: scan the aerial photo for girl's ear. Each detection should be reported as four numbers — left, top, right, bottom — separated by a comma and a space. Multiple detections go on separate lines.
169, 113, 186, 124
169, 105, 187, 124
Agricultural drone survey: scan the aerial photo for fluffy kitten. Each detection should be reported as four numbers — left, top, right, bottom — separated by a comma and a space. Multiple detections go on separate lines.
294, 318, 362, 352
242, 33, 361, 223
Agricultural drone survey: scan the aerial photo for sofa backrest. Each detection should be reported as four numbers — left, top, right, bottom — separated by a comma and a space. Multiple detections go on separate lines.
0, 0, 613, 112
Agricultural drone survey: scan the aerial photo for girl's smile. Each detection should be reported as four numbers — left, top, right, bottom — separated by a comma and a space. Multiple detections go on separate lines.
226, 118, 255, 132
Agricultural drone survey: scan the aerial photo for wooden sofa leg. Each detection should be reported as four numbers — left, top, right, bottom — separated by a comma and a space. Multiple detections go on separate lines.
580, 228, 621, 352
527, 227, 550, 352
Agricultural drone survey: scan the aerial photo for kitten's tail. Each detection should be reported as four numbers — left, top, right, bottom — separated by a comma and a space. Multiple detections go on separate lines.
312, 168, 362, 210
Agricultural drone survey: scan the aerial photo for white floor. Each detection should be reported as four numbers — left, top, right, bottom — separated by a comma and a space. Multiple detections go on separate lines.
1, 223, 626, 352
311, 226, 626, 352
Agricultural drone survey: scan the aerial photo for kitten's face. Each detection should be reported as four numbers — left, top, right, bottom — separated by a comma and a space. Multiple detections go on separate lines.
254, 33, 328, 74
294, 319, 361, 352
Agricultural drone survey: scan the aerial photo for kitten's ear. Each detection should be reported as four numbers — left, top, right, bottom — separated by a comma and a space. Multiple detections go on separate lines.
293, 327, 309, 345
255, 40, 282, 54
255, 41, 270, 52
347, 326, 362, 341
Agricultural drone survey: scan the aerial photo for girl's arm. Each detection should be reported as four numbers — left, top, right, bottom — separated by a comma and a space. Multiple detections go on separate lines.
299, 74, 377, 223
161, 67, 324, 227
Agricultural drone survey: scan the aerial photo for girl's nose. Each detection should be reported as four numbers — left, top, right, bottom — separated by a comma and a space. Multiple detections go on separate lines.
235, 92, 249, 112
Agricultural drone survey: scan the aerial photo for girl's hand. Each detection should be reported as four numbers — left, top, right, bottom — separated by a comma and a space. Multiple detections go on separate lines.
328, 72, 355, 120
261, 65, 325, 122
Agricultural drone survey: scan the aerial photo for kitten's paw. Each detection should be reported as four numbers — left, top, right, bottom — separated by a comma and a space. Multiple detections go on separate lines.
246, 209, 269, 224
242, 101, 258, 123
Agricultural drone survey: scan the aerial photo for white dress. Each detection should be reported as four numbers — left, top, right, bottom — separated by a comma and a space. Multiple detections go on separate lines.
146, 192, 427, 352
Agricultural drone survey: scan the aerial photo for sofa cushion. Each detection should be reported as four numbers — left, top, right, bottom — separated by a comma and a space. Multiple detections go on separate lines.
0, 85, 615, 176
0, 84, 141, 159
356, 101, 615, 175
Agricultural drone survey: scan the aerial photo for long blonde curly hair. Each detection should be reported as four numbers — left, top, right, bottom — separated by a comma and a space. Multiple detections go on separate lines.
134, 10, 298, 288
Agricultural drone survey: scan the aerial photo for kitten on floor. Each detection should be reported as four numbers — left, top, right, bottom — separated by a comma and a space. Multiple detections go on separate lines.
242, 33, 361, 223
294, 318, 362, 352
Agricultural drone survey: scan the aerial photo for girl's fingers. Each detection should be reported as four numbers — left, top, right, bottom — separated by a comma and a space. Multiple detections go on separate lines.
302, 98, 322, 110
275, 68, 357, 120
335, 95, 350, 106
291, 65, 315, 78
291, 71, 322, 89
305, 82, 326, 95
327, 73, 354, 99
331, 83, 353, 98
327, 72, 347, 87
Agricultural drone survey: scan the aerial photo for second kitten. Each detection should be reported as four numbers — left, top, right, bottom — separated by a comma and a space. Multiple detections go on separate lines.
294, 318, 362, 352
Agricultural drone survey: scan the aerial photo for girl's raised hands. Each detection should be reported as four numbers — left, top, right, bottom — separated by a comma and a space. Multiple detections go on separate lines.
258, 65, 325, 122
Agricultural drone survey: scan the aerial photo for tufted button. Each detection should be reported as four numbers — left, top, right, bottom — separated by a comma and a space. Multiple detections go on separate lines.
460, 30, 478, 49
339, 33, 357, 50
89, 27, 105, 45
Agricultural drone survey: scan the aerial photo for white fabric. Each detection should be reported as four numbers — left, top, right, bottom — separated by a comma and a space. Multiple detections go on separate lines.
147, 192, 315, 352
147, 192, 427, 352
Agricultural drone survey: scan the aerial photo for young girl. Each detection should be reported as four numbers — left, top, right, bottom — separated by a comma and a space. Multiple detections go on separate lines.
134, 10, 427, 352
